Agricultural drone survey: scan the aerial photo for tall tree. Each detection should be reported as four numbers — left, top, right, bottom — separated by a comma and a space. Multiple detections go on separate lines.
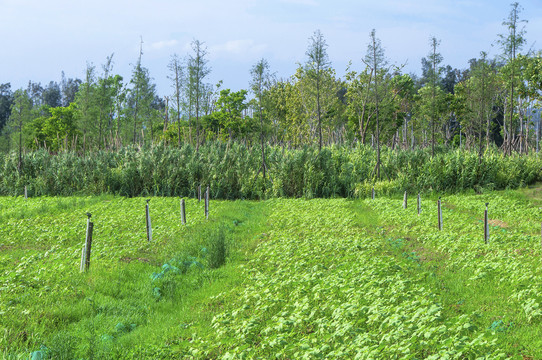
128, 39, 156, 146
131, 39, 144, 145
29, 103, 79, 152
60, 71, 82, 107
42, 81, 62, 108
426, 36, 443, 157
251, 59, 273, 182
213, 89, 249, 141
345, 64, 374, 144
364, 29, 387, 179
0, 83, 13, 135
305, 29, 331, 151
522, 53, 542, 152
26, 81, 44, 110
441, 65, 460, 94
8, 90, 32, 170
391, 74, 415, 149
74, 63, 97, 153
168, 53, 185, 147
95, 54, 115, 149
497, 1, 527, 155
110, 75, 126, 148
265, 79, 301, 146
458, 52, 499, 160
187, 39, 211, 152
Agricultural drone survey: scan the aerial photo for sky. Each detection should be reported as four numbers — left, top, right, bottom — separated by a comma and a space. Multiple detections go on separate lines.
1, 0, 541, 97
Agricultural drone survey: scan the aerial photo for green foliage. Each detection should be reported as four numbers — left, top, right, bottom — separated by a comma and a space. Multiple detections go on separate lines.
27, 103, 79, 152
4, 190, 542, 357
127, 59, 157, 145
0, 83, 13, 136
0, 144, 539, 198
2, 5, 541, 157
205, 225, 227, 269
0, 196, 267, 358
8, 89, 33, 159
47, 331, 78, 359
188, 198, 508, 358
207, 89, 252, 141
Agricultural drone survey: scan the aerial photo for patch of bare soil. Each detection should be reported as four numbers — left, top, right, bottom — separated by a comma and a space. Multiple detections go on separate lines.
488, 219, 508, 228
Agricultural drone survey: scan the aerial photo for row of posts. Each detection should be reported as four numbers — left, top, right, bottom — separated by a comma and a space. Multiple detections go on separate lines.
80, 185, 210, 272
373, 186, 491, 244
68, 185, 538, 272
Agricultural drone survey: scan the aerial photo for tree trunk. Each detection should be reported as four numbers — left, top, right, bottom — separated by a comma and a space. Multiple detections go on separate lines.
317, 75, 322, 152
18, 117, 22, 172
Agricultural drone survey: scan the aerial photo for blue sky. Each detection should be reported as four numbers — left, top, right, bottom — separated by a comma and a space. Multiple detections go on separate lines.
1, 0, 541, 97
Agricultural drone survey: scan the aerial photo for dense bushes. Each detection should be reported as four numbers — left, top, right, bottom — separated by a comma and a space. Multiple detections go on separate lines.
1, 143, 540, 198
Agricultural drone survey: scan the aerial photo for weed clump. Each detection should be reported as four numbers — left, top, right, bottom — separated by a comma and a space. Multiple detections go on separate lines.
206, 226, 227, 269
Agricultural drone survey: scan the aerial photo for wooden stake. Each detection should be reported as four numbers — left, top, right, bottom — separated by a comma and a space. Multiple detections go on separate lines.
403, 191, 407, 209
205, 186, 209, 219
417, 193, 421, 215
80, 213, 93, 272
437, 197, 442, 231
180, 198, 186, 225
484, 202, 489, 244
85, 222, 93, 270
145, 199, 152, 242
80, 246, 86, 272
372, 186, 375, 200
24, 186, 27, 199
198, 185, 201, 202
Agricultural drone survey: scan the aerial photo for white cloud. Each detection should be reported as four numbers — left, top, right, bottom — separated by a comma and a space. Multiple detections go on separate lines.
149, 39, 179, 51
210, 39, 267, 59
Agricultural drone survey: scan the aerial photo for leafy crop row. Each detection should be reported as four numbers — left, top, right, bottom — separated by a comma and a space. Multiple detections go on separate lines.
366, 192, 542, 357
188, 198, 510, 358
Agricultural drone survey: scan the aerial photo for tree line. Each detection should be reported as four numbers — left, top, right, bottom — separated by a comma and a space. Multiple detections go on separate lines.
1, 2, 541, 174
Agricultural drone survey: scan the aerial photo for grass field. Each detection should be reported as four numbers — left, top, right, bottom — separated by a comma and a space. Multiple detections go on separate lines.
1, 189, 542, 358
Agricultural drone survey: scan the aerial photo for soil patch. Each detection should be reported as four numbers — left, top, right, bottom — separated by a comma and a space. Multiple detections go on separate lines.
489, 219, 508, 228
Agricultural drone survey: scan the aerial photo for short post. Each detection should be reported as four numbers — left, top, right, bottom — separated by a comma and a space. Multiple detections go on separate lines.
417, 193, 421, 215
484, 202, 489, 244
80, 212, 93, 272
198, 185, 201, 202
145, 199, 153, 242
180, 198, 186, 225
372, 186, 375, 200
24, 186, 27, 199
403, 191, 407, 209
205, 186, 209, 220
437, 197, 442, 231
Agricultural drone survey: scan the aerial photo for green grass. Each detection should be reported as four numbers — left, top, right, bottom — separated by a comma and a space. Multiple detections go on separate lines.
3, 190, 542, 358
0, 196, 269, 359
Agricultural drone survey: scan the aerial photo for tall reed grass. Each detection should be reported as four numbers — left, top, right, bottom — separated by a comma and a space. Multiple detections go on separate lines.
1, 143, 539, 198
